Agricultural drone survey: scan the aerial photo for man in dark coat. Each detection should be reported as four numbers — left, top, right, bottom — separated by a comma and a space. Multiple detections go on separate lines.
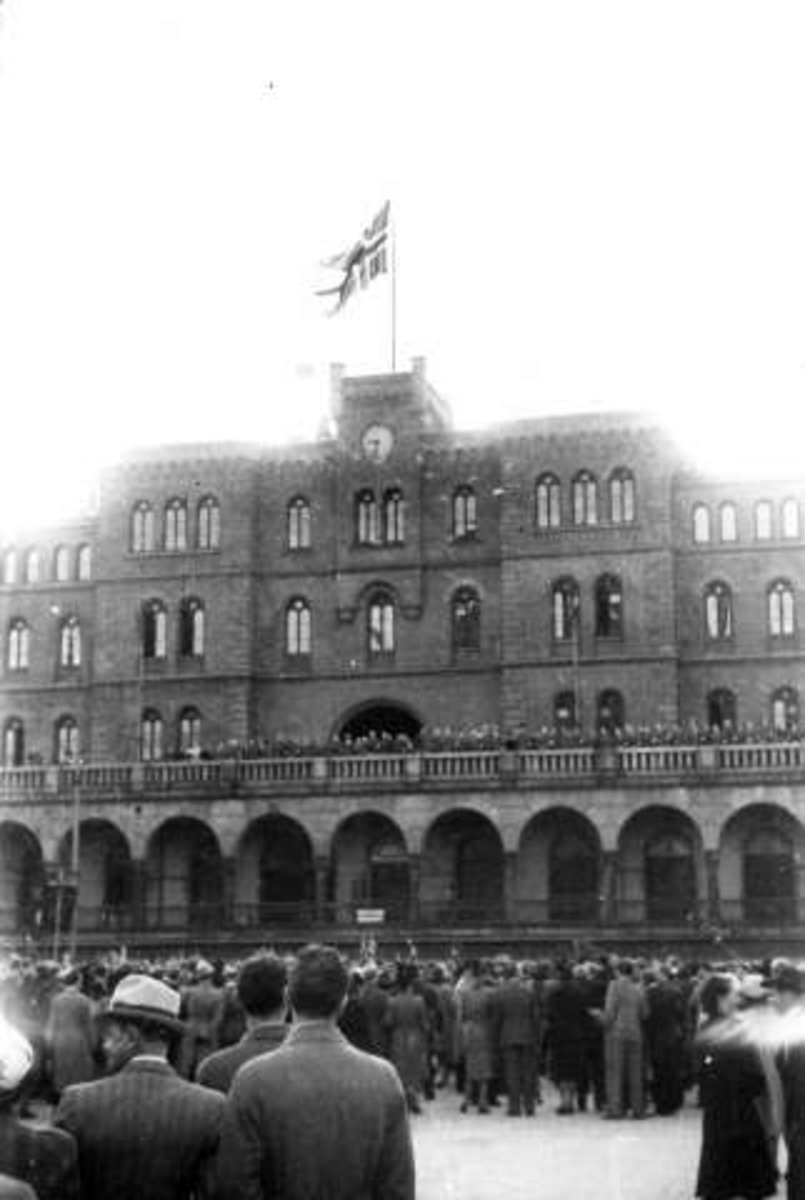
196, 954, 288, 1094
55, 973, 225, 1200
217, 943, 415, 1200
490, 962, 542, 1116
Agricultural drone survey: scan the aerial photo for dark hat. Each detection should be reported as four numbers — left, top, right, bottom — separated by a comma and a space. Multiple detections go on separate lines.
103, 973, 185, 1034
772, 963, 804, 995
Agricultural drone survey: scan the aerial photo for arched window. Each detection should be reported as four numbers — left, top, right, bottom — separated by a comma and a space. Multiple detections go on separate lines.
76, 544, 92, 581
549, 830, 599, 921
782, 498, 800, 540
597, 689, 625, 735
164, 499, 188, 552
755, 500, 773, 541
59, 616, 82, 668
55, 716, 79, 765
3, 719, 24, 767
552, 578, 580, 642
645, 832, 696, 922
178, 707, 202, 757
692, 504, 711, 544
744, 828, 795, 922
771, 687, 799, 735
140, 709, 164, 762
451, 587, 481, 652
383, 489, 405, 545
142, 600, 167, 660
285, 598, 312, 656
707, 688, 736, 731
287, 497, 311, 551
54, 545, 71, 582
535, 474, 561, 529
609, 469, 636, 524
2, 549, 17, 585
367, 593, 395, 656
131, 502, 155, 553
356, 490, 380, 545
553, 691, 577, 732
768, 580, 795, 638
704, 581, 734, 640
24, 549, 40, 585
595, 574, 623, 638
719, 502, 738, 543
572, 471, 598, 526
7, 619, 30, 671
179, 598, 205, 657
197, 496, 221, 550
453, 486, 478, 539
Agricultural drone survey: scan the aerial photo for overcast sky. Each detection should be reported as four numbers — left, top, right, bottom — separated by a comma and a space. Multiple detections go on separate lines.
1, 1, 805, 531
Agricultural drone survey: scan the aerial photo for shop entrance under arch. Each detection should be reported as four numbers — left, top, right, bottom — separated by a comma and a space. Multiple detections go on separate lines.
337, 702, 422, 744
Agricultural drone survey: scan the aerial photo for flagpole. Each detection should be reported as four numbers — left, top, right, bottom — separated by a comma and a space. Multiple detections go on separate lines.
390, 210, 397, 372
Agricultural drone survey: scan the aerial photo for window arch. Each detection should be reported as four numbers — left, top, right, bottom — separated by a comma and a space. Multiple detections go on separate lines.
572, 471, 598, 526
3, 718, 24, 767
383, 488, 405, 545
179, 598, 205, 657
164, 499, 188, 552
771, 687, 799, 735
178, 707, 202, 757
768, 580, 796, 638
197, 496, 221, 550
704, 581, 734, 640
553, 691, 577, 733
597, 689, 625, 735
595, 574, 623, 638
24, 549, 40, 585
552, 578, 580, 642
142, 600, 167, 660
287, 497, 311, 551
285, 598, 312, 656
140, 709, 164, 762
744, 827, 795, 922
54, 545, 71, 582
367, 592, 395, 656
707, 687, 736, 731
719, 502, 738, 543
535, 474, 561, 529
609, 468, 636, 524
131, 502, 155, 553
782, 498, 800, 540
76, 544, 92, 581
59, 616, 82, 668
692, 504, 711, 544
356, 490, 380, 545
451, 587, 481, 652
2, 549, 17, 585
453, 486, 478, 539
755, 500, 773, 541
55, 716, 79, 764
7, 619, 30, 671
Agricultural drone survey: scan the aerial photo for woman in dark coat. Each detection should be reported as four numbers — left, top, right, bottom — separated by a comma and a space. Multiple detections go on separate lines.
545, 963, 588, 1114
384, 966, 430, 1113
694, 973, 779, 1200
645, 968, 688, 1115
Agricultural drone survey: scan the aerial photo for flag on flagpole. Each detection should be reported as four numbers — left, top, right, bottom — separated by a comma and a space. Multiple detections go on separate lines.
316, 201, 391, 314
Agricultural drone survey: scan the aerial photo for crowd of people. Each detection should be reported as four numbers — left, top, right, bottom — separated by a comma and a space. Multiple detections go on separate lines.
0, 945, 802, 1196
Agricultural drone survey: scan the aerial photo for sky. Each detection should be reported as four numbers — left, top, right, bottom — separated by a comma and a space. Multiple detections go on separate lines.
1, 1, 805, 532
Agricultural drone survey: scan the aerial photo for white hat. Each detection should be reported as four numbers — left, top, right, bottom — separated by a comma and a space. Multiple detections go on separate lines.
738, 973, 771, 1002
0, 1018, 33, 1094
106, 974, 185, 1034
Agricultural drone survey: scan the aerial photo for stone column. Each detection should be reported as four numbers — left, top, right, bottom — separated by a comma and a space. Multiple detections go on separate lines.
221, 855, 238, 929
504, 850, 519, 922
407, 854, 421, 925
314, 856, 331, 923
704, 849, 721, 925
128, 858, 148, 932
600, 850, 618, 925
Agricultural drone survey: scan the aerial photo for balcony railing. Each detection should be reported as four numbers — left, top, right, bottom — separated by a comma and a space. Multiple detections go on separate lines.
1, 740, 804, 801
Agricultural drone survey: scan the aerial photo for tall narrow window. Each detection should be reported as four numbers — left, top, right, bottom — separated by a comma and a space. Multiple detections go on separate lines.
782, 498, 800, 540
77, 545, 92, 581
356, 491, 380, 545
2, 549, 17, 585
287, 497, 311, 550
383, 489, 405, 545
704, 581, 734, 640
595, 574, 623, 638
24, 550, 40, 584
7, 619, 30, 671
597, 689, 625, 734
179, 598, 205, 657
131, 502, 155, 553
693, 504, 711, 544
142, 600, 167, 660
60, 617, 82, 668
755, 500, 773, 541
768, 580, 796, 638
140, 709, 164, 761
609, 469, 636, 524
453, 486, 478, 539
572, 472, 598, 526
285, 598, 312, 656
164, 499, 188, 552
451, 587, 481, 652
54, 545, 71, 582
552, 578, 580, 642
3, 719, 24, 766
535, 474, 561, 529
197, 496, 221, 550
707, 688, 736, 731
719, 503, 738, 543
55, 716, 79, 764
771, 687, 799, 734
367, 593, 395, 656
178, 707, 202, 756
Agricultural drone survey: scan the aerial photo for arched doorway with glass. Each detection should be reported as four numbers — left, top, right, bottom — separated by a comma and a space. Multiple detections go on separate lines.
145, 818, 223, 931
518, 808, 601, 924
236, 814, 315, 927
720, 804, 804, 927
421, 809, 504, 924
618, 807, 704, 926
331, 812, 410, 922
60, 819, 133, 933
0, 823, 44, 937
